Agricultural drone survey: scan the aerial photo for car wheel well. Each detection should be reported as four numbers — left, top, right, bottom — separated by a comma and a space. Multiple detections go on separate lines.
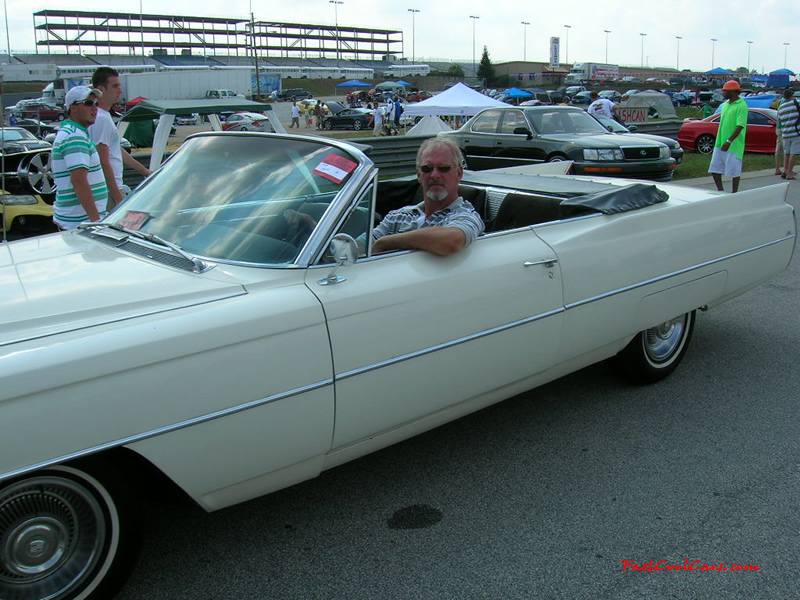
546, 153, 569, 162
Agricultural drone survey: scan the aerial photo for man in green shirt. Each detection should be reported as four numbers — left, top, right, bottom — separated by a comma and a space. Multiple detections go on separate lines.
708, 79, 748, 193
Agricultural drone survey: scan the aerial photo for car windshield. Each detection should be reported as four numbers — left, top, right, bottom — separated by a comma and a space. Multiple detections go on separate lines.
0, 129, 36, 142
530, 110, 609, 135
105, 135, 363, 265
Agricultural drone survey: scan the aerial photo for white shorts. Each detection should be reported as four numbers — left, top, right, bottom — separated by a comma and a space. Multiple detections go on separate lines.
708, 147, 743, 178
783, 136, 800, 155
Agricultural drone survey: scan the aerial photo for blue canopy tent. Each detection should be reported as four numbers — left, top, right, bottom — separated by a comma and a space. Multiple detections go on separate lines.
505, 87, 533, 98
335, 80, 371, 88
706, 67, 733, 75
767, 69, 795, 88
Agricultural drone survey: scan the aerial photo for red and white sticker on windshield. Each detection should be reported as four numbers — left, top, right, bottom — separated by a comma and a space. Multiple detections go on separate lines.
313, 154, 358, 184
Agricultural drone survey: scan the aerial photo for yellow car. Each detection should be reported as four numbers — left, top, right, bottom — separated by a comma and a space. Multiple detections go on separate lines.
0, 148, 57, 238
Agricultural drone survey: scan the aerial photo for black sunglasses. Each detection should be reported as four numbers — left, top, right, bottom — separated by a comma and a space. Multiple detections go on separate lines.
419, 164, 453, 173
74, 99, 99, 107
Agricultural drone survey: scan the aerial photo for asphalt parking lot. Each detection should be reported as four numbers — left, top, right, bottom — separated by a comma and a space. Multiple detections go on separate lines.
114, 172, 798, 600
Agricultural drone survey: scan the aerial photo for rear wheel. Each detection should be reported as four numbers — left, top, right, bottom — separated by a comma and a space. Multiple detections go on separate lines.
0, 464, 140, 600
612, 311, 696, 384
353, 120, 362, 131
696, 134, 715, 154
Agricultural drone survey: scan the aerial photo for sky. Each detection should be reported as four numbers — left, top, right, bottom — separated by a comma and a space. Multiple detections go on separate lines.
2, 0, 798, 75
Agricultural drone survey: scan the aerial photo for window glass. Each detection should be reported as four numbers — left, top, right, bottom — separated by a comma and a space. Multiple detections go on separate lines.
499, 110, 529, 134
470, 110, 502, 133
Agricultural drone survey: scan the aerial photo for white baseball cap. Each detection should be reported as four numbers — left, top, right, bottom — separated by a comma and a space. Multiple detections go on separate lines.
65, 85, 103, 107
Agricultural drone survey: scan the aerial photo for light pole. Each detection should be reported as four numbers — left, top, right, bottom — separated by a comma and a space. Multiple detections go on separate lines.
676, 36, 682, 71
330, 1, 343, 66
747, 40, 753, 73
640, 32, 647, 68
604, 30, 611, 64
408, 9, 419, 63
521, 21, 530, 62
470, 15, 479, 78
710, 38, 717, 70
784, 42, 790, 69
3, 0, 11, 60
564, 25, 571, 64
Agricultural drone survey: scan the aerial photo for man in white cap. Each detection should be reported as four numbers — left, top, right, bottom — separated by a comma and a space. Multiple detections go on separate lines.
52, 86, 109, 229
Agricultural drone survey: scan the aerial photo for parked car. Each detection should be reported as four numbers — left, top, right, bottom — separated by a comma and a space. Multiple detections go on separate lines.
19, 101, 66, 122
175, 113, 201, 126
204, 89, 242, 99
565, 85, 587, 98
571, 91, 593, 105
0, 127, 52, 154
663, 91, 693, 107
278, 87, 313, 102
406, 90, 433, 103
221, 112, 273, 132
598, 90, 622, 102
441, 105, 676, 181
590, 114, 684, 163
677, 107, 777, 154
13, 118, 59, 138
0, 131, 794, 600
322, 100, 373, 131
0, 141, 56, 237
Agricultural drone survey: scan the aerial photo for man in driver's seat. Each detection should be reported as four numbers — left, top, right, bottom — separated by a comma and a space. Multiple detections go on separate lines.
370, 137, 484, 256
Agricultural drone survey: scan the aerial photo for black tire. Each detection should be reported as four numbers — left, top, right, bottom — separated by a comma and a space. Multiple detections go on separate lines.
0, 463, 141, 600
324, 120, 333, 130
546, 154, 568, 163
696, 134, 715, 155
612, 311, 696, 384
290, 96, 297, 103
56, 113, 65, 122
352, 120, 362, 131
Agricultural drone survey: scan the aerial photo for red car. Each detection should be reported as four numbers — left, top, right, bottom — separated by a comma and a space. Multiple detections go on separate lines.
677, 107, 778, 154
406, 91, 433, 103
20, 102, 66, 122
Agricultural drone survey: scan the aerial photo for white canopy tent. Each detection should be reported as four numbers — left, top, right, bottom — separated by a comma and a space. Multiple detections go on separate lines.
406, 114, 453, 136
403, 82, 507, 117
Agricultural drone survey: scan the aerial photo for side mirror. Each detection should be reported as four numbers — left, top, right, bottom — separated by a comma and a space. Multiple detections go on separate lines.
513, 127, 533, 140
318, 233, 358, 285
627, 124, 638, 132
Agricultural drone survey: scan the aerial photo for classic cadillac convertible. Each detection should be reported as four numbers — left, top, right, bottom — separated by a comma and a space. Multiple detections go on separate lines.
0, 132, 795, 600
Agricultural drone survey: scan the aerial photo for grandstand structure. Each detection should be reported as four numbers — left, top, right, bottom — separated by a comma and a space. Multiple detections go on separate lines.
29, 10, 403, 72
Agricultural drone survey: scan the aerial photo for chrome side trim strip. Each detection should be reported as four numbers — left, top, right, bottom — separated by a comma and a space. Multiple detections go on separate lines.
1, 378, 334, 482
336, 307, 566, 381
564, 235, 795, 310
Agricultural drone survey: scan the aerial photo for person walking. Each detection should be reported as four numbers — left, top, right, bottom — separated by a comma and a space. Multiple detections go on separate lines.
372, 102, 384, 136
89, 66, 152, 209
708, 80, 747, 193
777, 87, 800, 180
51, 86, 108, 229
289, 103, 300, 128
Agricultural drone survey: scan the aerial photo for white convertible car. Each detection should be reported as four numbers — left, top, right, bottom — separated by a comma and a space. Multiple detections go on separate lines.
0, 132, 795, 600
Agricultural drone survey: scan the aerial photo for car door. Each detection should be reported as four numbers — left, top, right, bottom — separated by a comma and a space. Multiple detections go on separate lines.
492, 108, 546, 166
745, 110, 776, 152
308, 217, 565, 451
457, 109, 503, 169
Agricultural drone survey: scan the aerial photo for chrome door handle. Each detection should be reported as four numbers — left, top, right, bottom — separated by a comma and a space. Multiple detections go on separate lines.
524, 258, 558, 268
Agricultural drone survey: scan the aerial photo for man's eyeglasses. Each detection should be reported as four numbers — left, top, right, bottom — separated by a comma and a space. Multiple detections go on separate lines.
419, 164, 453, 174
74, 99, 99, 107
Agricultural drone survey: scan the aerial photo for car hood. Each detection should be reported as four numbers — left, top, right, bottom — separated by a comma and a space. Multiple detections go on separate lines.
0, 233, 247, 346
627, 132, 680, 149
539, 132, 662, 148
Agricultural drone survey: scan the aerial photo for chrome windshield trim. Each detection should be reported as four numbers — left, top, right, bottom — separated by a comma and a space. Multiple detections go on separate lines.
336, 307, 566, 380
565, 234, 796, 310
0, 378, 333, 483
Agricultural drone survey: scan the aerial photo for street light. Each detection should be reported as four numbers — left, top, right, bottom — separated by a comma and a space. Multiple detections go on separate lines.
676, 36, 682, 71
330, 1, 343, 66
784, 42, 790, 69
747, 40, 753, 73
408, 9, 419, 63
521, 21, 530, 62
470, 15, 479, 78
710, 38, 717, 70
564, 25, 571, 65
604, 30, 611, 64
640, 32, 647, 68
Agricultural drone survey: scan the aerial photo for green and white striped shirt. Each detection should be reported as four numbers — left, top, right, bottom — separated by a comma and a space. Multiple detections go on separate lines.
52, 120, 108, 229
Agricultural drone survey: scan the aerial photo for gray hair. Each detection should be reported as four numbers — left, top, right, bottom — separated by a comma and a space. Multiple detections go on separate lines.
416, 136, 464, 168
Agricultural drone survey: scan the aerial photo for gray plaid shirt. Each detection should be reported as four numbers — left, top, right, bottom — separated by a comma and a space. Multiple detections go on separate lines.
372, 197, 485, 247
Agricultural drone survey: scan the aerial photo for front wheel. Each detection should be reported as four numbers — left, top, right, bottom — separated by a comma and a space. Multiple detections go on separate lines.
612, 311, 696, 384
0, 464, 140, 600
352, 120, 362, 131
546, 154, 568, 163
323, 120, 333, 130
696, 134, 715, 155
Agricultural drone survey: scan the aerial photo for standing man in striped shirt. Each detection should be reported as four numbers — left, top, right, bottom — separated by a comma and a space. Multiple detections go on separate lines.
777, 87, 800, 180
52, 86, 109, 229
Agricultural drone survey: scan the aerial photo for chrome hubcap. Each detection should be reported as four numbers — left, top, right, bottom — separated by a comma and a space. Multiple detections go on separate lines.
643, 316, 686, 363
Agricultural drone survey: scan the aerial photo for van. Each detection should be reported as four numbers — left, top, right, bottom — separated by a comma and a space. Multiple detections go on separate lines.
205, 89, 242, 99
